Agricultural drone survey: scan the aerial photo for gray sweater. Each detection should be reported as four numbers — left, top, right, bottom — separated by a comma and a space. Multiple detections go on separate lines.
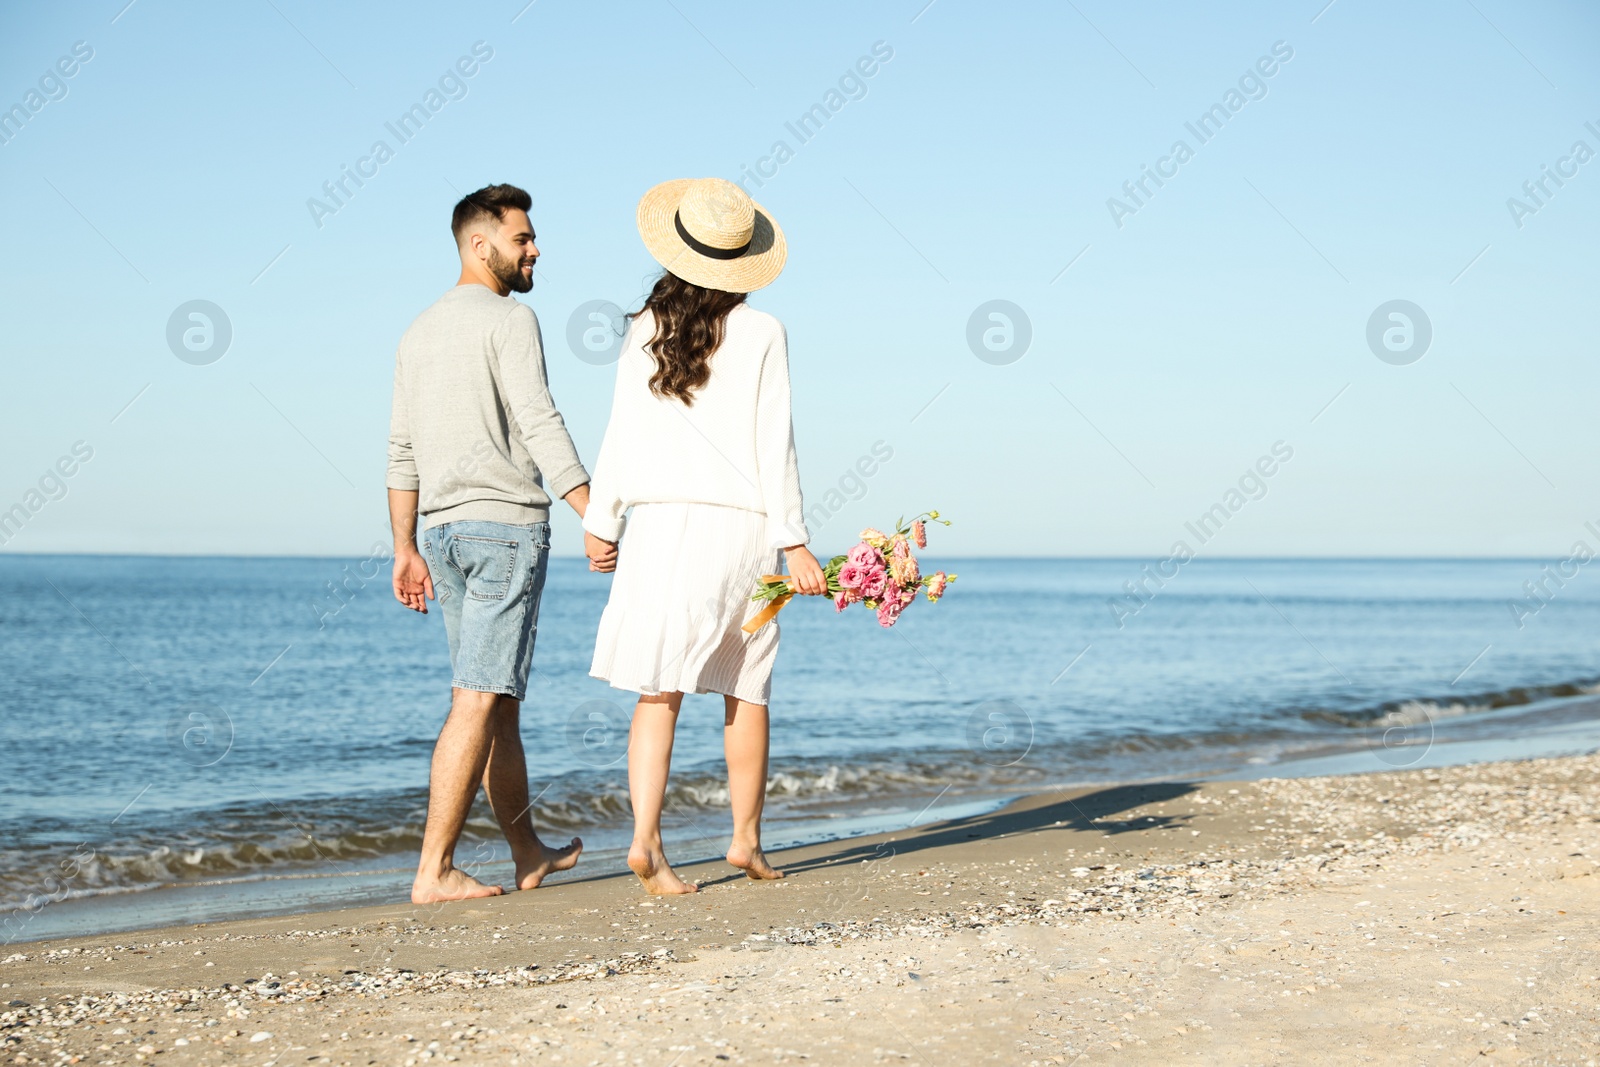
387, 285, 589, 529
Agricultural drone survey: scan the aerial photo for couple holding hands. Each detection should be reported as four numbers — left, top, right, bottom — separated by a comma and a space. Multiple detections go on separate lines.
386, 178, 824, 901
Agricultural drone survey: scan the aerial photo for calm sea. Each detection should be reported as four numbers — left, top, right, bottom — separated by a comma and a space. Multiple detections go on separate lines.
3, 555, 1598, 941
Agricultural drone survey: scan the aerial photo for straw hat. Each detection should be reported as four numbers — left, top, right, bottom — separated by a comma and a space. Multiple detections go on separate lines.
636, 177, 787, 293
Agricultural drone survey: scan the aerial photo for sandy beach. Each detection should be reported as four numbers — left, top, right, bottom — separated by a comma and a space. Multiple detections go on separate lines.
3, 752, 1596, 1066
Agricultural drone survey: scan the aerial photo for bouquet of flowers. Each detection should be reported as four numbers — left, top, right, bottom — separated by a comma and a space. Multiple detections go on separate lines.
743, 511, 956, 632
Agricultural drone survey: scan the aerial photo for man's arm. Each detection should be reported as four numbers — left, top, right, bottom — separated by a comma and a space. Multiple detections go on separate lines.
564, 482, 590, 519
389, 488, 433, 613
494, 307, 616, 572
495, 306, 591, 504
387, 349, 433, 611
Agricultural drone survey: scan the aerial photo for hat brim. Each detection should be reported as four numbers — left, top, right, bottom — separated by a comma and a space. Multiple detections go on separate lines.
637, 179, 787, 294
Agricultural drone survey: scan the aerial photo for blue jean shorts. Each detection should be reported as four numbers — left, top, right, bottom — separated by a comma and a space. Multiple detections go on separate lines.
421, 520, 550, 701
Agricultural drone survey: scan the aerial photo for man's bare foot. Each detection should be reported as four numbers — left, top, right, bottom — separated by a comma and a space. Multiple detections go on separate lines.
411, 866, 504, 904
628, 843, 698, 895
727, 843, 785, 881
513, 837, 583, 890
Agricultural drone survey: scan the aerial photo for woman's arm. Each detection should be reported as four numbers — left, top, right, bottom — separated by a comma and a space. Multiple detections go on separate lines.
754, 321, 810, 551
581, 325, 634, 550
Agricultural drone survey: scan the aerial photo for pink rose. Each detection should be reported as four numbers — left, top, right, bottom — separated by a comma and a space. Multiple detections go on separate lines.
848, 541, 884, 569
925, 571, 948, 601
837, 562, 865, 590
876, 595, 906, 627
860, 565, 888, 600
835, 592, 850, 613
912, 521, 927, 549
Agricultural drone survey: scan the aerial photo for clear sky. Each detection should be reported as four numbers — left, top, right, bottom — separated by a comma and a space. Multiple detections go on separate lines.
2, 0, 1597, 558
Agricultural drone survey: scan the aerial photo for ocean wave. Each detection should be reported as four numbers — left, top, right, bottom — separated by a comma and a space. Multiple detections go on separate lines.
0, 825, 428, 914
1298, 677, 1600, 730
1368, 700, 1482, 729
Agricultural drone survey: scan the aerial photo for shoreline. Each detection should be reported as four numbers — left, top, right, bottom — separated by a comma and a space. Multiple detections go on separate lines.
3, 751, 1596, 1063
0, 793, 1017, 947
11, 691, 1600, 947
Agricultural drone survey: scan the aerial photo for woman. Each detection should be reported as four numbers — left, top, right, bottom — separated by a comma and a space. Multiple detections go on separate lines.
583, 177, 826, 895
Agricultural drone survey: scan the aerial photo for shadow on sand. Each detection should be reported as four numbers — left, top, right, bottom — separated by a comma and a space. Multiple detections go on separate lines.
693, 781, 1202, 889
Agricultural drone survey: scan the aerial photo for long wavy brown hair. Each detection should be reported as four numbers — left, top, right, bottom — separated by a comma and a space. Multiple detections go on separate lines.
636, 271, 746, 405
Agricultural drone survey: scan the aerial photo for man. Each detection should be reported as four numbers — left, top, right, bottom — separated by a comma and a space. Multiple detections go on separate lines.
387, 183, 617, 903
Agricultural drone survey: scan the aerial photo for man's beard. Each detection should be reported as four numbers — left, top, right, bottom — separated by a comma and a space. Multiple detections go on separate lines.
487, 245, 533, 293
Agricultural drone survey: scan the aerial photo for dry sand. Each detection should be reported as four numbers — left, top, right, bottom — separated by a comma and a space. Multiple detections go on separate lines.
3, 753, 1597, 1065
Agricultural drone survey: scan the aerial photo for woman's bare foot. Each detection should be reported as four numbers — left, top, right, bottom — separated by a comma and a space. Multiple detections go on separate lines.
628, 843, 698, 895
411, 866, 504, 904
727, 842, 784, 880
513, 837, 583, 890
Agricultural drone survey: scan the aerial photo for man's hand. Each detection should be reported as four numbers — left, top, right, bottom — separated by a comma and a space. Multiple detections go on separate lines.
782, 545, 827, 596
585, 531, 618, 573
387, 488, 431, 613
393, 547, 434, 613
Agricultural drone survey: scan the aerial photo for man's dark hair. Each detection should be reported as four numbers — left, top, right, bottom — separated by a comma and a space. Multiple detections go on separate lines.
451, 184, 532, 244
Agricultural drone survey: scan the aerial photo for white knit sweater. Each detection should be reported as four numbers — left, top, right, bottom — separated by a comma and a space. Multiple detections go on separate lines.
583, 304, 809, 550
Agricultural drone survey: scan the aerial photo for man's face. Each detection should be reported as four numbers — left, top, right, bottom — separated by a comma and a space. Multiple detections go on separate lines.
484, 208, 539, 293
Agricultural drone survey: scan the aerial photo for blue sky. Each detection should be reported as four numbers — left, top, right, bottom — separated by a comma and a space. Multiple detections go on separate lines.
2, 0, 1597, 558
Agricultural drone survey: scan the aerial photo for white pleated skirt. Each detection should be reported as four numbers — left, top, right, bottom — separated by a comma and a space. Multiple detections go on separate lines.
590, 502, 782, 706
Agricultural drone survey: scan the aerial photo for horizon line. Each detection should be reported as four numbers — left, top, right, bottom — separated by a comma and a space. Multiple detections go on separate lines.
0, 550, 1576, 563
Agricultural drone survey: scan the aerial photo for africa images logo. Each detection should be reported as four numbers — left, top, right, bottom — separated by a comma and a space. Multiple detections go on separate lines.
0, 40, 93, 148
306, 42, 495, 229
1106, 41, 1294, 229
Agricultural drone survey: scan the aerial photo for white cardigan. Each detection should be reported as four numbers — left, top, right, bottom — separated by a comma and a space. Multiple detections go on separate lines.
582, 304, 809, 550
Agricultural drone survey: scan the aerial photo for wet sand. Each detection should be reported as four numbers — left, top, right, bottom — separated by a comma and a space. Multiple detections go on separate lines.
3, 753, 1596, 1065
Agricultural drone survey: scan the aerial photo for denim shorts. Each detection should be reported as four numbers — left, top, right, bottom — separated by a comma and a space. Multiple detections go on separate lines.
421, 520, 550, 701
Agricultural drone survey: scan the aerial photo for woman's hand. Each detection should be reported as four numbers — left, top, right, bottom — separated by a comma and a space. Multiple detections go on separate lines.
782, 545, 827, 596
585, 532, 618, 572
